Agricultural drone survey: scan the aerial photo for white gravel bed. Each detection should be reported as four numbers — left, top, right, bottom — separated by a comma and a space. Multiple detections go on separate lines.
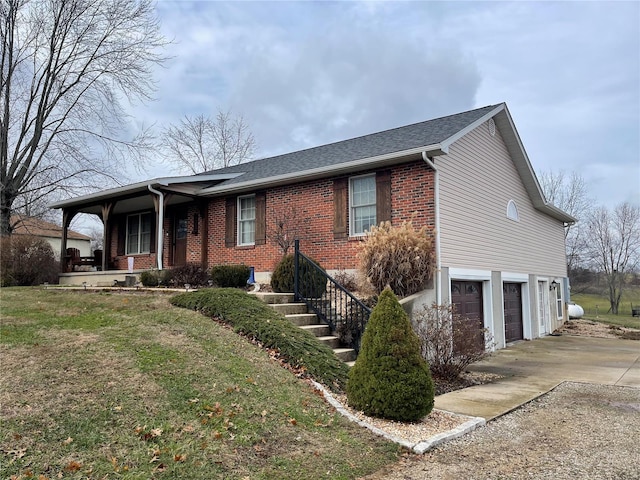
361, 382, 640, 479
312, 381, 485, 453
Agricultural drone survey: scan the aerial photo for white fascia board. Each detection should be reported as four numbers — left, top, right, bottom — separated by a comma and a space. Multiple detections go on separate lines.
48, 173, 243, 209
198, 144, 444, 196
439, 104, 506, 152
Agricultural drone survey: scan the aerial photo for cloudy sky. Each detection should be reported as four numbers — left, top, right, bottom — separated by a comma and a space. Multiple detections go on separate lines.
130, 0, 639, 209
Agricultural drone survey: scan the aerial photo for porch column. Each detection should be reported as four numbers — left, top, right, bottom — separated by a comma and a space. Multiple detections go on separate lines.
60, 208, 77, 272
101, 202, 114, 271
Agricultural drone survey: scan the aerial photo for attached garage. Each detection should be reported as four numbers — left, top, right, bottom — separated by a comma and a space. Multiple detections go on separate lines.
451, 280, 485, 352
503, 282, 523, 342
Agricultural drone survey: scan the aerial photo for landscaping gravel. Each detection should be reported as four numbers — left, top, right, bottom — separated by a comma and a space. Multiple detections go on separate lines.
360, 382, 640, 479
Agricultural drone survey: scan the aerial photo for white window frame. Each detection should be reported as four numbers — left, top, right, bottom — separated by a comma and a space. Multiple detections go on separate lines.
237, 194, 256, 246
506, 199, 519, 221
126, 212, 152, 255
349, 174, 377, 237
555, 281, 563, 319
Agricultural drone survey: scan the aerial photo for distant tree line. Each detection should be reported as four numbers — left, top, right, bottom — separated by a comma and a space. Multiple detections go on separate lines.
540, 171, 640, 314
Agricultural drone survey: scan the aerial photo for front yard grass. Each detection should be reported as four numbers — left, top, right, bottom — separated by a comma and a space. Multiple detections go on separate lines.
0, 288, 400, 480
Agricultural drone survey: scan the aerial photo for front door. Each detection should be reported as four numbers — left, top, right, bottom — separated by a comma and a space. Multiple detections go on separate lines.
504, 283, 523, 342
173, 210, 188, 267
538, 281, 550, 335
451, 281, 485, 353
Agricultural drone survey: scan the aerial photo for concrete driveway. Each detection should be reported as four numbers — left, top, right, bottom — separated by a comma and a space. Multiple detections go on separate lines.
435, 335, 640, 420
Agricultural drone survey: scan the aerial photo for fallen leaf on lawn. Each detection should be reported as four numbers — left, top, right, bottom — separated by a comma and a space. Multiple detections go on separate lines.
62, 437, 73, 445
113, 405, 122, 412
174, 454, 186, 462
150, 428, 163, 437
261, 410, 267, 417
288, 418, 297, 426
188, 398, 200, 403
64, 461, 82, 472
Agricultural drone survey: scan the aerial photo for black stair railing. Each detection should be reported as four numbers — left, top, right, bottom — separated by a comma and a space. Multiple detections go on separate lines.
294, 239, 371, 352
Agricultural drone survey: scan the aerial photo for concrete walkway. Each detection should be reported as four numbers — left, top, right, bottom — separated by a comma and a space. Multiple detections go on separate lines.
435, 335, 640, 420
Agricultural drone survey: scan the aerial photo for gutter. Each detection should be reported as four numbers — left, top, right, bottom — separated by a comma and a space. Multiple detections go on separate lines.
147, 185, 164, 270
422, 152, 442, 305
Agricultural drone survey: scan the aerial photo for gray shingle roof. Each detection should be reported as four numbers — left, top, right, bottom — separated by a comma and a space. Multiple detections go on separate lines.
200, 104, 499, 186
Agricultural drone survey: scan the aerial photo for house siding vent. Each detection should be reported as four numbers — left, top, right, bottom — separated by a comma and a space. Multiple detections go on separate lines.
488, 118, 496, 136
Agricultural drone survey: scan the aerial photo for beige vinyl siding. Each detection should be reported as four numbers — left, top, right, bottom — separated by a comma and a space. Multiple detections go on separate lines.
439, 121, 567, 277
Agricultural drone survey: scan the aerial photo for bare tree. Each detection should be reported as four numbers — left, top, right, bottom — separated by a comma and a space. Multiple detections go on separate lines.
0, 0, 167, 236
267, 205, 310, 255
585, 202, 640, 314
160, 110, 256, 174
539, 170, 592, 274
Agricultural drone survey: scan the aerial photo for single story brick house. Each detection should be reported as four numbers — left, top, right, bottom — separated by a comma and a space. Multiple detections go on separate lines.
50, 103, 575, 348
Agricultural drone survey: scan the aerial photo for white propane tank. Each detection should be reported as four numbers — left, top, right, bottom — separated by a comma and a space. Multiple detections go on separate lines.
568, 303, 584, 319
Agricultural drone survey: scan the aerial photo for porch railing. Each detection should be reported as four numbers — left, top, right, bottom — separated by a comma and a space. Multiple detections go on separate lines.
294, 239, 371, 352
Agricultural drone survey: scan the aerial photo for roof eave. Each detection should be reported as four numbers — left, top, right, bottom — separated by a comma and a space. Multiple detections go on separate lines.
48, 173, 243, 209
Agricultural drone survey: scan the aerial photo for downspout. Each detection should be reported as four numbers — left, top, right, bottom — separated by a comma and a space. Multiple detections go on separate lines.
422, 152, 442, 305
147, 185, 164, 270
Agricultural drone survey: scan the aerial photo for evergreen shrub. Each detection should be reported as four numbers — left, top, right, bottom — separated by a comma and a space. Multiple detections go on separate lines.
347, 288, 435, 422
210, 264, 251, 288
139, 269, 173, 287
271, 254, 327, 297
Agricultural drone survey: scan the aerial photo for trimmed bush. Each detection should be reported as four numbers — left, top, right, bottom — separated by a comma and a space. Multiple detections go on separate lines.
139, 269, 174, 287
170, 288, 349, 391
171, 263, 209, 287
347, 288, 434, 421
0, 235, 59, 286
358, 220, 434, 297
210, 264, 251, 288
271, 254, 327, 298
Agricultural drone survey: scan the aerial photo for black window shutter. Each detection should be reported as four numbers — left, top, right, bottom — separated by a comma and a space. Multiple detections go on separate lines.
116, 215, 126, 256
333, 178, 348, 239
225, 197, 236, 247
255, 192, 266, 245
376, 170, 392, 224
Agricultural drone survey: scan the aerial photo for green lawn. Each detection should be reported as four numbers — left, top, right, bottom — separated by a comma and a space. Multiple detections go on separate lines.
571, 286, 640, 329
0, 288, 400, 480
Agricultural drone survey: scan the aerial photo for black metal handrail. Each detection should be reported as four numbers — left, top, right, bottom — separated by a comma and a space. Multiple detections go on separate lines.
294, 239, 371, 352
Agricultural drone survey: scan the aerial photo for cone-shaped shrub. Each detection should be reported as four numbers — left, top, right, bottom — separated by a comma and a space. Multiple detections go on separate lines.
346, 288, 435, 422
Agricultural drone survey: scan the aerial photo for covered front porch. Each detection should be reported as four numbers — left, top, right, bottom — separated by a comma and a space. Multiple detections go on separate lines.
49, 174, 237, 280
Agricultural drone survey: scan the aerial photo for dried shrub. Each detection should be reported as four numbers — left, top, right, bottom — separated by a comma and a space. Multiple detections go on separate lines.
412, 302, 494, 380
347, 288, 434, 421
210, 264, 251, 288
332, 270, 359, 291
170, 264, 209, 287
0, 235, 59, 286
358, 220, 434, 297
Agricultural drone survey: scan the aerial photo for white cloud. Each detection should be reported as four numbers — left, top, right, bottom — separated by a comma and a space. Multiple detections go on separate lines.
133, 1, 637, 208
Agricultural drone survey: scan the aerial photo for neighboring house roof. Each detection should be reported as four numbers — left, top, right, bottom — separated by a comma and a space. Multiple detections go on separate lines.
11, 215, 91, 241
49, 103, 575, 224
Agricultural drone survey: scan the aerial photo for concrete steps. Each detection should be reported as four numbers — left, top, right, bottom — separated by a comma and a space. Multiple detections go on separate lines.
254, 291, 356, 364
